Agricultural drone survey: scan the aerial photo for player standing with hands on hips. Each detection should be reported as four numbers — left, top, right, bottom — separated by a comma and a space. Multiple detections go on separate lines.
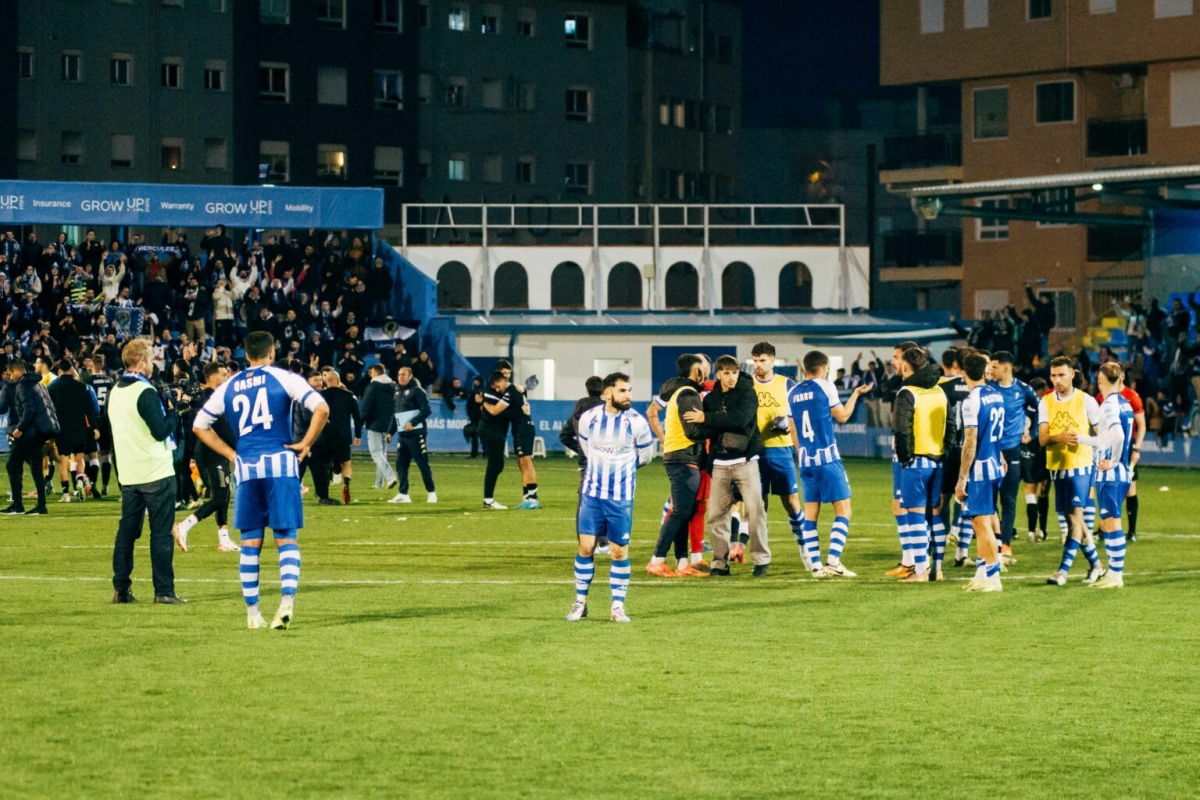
193, 331, 329, 630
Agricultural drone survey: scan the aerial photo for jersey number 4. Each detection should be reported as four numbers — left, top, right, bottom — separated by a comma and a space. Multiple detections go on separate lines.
800, 410, 815, 442
232, 388, 274, 435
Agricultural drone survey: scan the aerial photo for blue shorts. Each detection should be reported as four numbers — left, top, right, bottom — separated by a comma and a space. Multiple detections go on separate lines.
759, 448, 798, 497
892, 460, 902, 499
1053, 472, 1093, 514
899, 463, 942, 510
578, 494, 633, 547
1097, 480, 1131, 520
800, 461, 851, 504
962, 475, 1000, 519
234, 476, 304, 533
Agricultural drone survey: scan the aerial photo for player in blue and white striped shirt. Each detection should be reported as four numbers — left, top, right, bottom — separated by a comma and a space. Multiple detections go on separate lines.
955, 352, 1006, 593
566, 373, 654, 623
194, 331, 329, 630
1077, 362, 1134, 589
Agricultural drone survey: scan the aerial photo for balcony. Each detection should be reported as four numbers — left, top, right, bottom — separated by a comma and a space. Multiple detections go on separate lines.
1087, 117, 1148, 159
878, 132, 963, 185
879, 230, 963, 283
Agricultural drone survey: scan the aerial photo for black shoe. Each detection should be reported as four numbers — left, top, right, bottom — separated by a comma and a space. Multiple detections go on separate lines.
318, 498, 341, 506
153, 595, 187, 605
752, 564, 769, 577
710, 566, 731, 576
24, 507, 47, 515
1127, 532, 1137, 543
1, 505, 26, 515
953, 557, 967, 568
112, 591, 138, 604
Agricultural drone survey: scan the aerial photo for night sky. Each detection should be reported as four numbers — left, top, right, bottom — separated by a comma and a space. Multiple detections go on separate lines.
741, 0, 881, 128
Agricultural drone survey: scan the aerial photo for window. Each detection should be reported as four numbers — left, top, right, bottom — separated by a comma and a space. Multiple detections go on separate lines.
448, 6, 467, 31
18, 48, 34, 80
516, 156, 535, 184
418, 150, 431, 180
62, 132, 84, 165
317, 144, 347, 182
551, 263, 584, 309
260, 0, 289, 23
373, 146, 403, 186
658, 96, 669, 126
481, 78, 503, 109
1028, 0, 1052, 18
208, 0, 229, 10
111, 54, 132, 86
964, 0, 988, 28
658, 168, 684, 200
445, 77, 467, 107
1089, 0, 1116, 11
564, 161, 591, 195
111, 134, 134, 168
711, 104, 734, 135
375, 71, 403, 109
977, 197, 1010, 241
482, 153, 501, 183
418, 0, 429, 27
317, 66, 347, 105
316, 0, 345, 28
480, 6, 499, 34
973, 86, 1009, 139
62, 51, 82, 82
518, 7, 535, 35
1156, 0, 1193, 17
920, 0, 944, 32
204, 60, 226, 91
17, 130, 36, 163
161, 137, 183, 171
565, 14, 591, 48
204, 138, 227, 170
259, 63, 289, 102
515, 82, 535, 110
160, 58, 182, 89
685, 100, 701, 129
1171, 69, 1200, 127
565, 88, 592, 122
448, 154, 468, 181
374, 0, 402, 31
259, 141, 290, 182
1036, 187, 1074, 227
1036, 80, 1075, 124
672, 97, 685, 128
418, 73, 432, 104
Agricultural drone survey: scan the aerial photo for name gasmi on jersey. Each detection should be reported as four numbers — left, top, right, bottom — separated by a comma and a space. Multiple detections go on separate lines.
233, 374, 267, 393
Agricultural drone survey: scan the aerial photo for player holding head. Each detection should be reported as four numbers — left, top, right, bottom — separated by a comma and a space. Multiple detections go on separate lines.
1081, 363, 1134, 589
1040, 356, 1105, 586
193, 330, 329, 629
956, 353, 1006, 593
566, 372, 654, 623
173, 361, 239, 553
496, 360, 541, 509
789, 350, 870, 577
750, 342, 807, 567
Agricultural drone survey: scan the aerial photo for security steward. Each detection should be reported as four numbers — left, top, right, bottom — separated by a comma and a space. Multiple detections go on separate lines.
389, 365, 436, 503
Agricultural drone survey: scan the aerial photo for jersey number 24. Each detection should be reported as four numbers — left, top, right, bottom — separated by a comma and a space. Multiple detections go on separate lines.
232, 388, 274, 435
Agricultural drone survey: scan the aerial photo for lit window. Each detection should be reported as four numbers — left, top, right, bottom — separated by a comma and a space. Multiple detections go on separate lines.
448, 155, 468, 181
565, 14, 590, 48
448, 6, 467, 31
317, 143, 347, 182
161, 137, 184, 171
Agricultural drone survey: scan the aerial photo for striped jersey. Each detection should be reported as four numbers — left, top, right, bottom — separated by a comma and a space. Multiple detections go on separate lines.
1096, 391, 1135, 483
961, 384, 1005, 481
196, 365, 327, 481
989, 378, 1038, 450
577, 405, 654, 502
788, 377, 842, 467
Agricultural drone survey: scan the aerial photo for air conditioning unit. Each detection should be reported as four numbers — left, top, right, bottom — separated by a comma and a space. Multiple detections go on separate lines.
1113, 72, 1138, 90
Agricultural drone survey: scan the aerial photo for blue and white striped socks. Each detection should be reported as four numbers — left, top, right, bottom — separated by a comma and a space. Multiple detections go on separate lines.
896, 513, 914, 566
1059, 538, 1081, 574
1103, 529, 1126, 574
278, 541, 300, 597
1081, 542, 1101, 568
902, 512, 929, 573
931, 512, 947, 568
240, 540, 261, 607
574, 555, 595, 600
1083, 504, 1096, 534
800, 517, 822, 569
609, 558, 630, 605
829, 516, 849, 564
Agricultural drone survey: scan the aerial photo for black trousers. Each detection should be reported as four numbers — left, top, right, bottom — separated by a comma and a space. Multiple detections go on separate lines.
482, 435, 506, 499
653, 462, 700, 560
998, 446, 1022, 545
6, 433, 49, 510
309, 445, 332, 500
112, 475, 177, 597
195, 464, 230, 527
397, 434, 436, 493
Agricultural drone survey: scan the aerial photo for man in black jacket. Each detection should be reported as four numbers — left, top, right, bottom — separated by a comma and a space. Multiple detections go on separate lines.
3, 360, 60, 515
47, 360, 98, 503
172, 361, 240, 553
683, 356, 770, 576
478, 371, 525, 509
314, 368, 362, 505
388, 365, 436, 504
359, 364, 398, 489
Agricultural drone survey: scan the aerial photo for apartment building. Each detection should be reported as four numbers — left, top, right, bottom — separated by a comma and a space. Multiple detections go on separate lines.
881, 0, 1200, 331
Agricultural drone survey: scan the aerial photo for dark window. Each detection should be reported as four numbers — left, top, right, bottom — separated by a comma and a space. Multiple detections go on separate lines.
493, 262, 529, 309
665, 262, 699, 309
607, 262, 642, 309
565, 89, 591, 122
721, 263, 756, 309
778, 262, 813, 309
1028, 0, 1052, 19
374, 0, 402, 31
1036, 81, 1075, 124
437, 261, 472, 310
551, 262, 585, 309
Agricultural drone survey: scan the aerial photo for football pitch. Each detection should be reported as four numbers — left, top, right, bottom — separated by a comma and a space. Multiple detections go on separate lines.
2, 455, 1200, 799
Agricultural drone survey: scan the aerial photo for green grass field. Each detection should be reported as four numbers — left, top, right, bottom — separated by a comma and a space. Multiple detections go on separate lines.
2, 455, 1200, 799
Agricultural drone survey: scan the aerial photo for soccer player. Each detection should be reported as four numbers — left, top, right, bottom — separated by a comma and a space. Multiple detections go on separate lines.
560, 376, 608, 552
1093, 373, 1145, 543
193, 331, 329, 630
1040, 356, 1105, 586
478, 370, 524, 509
496, 361, 541, 509
1083, 362, 1134, 589
1022, 377, 1052, 542
885, 341, 920, 576
316, 367, 362, 505
988, 351, 1039, 563
47, 360, 98, 503
172, 361, 240, 553
566, 373, 654, 623
890, 347, 948, 582
955, 352, 1007, 593
750, 343, 807, 568
788, 350, 870, 577
84, 354, 117, 495
936, 347, 972, 573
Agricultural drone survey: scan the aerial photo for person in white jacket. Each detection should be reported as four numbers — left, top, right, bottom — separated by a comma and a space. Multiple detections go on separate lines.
212, 277, 235, 345
101, 259, 126, 304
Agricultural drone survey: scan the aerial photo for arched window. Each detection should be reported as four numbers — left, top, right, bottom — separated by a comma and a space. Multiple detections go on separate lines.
607, 262, 642, 309
778, 261, 813, 309
665, 261, 699, 309
493, 261, 529, 309
722, 262, 756, 309
551, 261, 585, 309
437, 261, 472, 310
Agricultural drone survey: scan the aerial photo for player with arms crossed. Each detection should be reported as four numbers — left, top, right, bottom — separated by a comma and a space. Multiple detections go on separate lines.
566, 373, 654, 623
955, 352, 1007, 593
1080, 363, 1134, 589
788, 350, 870, 577
193, 331, 329, 629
